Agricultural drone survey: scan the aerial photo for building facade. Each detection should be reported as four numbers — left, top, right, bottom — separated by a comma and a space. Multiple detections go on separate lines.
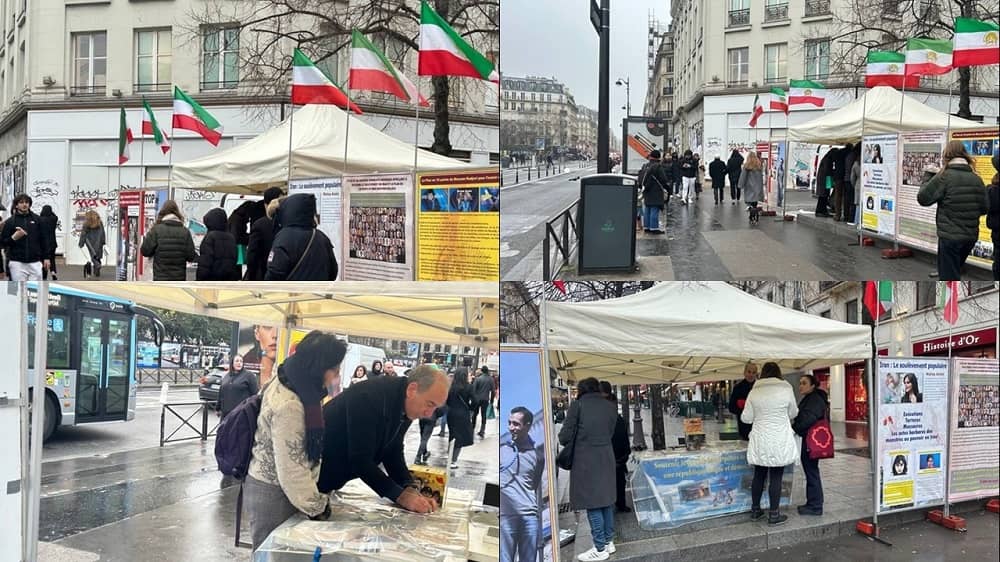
667, 0, 1000, 158
500, 74, 591, 158
0, 0, 499, 261
644, 20, 674, 121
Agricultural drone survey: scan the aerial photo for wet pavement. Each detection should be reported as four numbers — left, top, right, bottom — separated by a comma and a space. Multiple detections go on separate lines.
37, 408, 500, 561
502, 175, 994, 281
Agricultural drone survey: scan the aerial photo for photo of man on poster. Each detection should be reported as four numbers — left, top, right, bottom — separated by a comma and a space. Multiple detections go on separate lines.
241, 324, 278, 385
501, 406, 544, 562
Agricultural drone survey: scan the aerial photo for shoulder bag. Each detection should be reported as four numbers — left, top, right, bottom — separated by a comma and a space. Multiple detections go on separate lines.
556, 405, 581, 470
806, 404, 835, 460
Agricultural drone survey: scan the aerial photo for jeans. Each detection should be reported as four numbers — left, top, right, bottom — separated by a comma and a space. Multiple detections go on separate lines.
416, 418, 435, 459
713, 186, 724, 203
437, 405, 449, 433
586, 505, 615, 551
751, 465, 785, 511
501, 513, 539, 562
937, 238, 976, 281
682, 177, 696, 200
800, 444, 824, 510
643, 205, 661, 230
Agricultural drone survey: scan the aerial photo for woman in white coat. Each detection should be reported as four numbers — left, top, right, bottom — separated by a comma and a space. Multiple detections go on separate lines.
741, 362, 798, 525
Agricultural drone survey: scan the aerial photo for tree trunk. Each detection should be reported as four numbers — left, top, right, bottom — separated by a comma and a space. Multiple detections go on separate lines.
957, 66, 972, 119
650, 383, 666, 450
431, 75, 452, 155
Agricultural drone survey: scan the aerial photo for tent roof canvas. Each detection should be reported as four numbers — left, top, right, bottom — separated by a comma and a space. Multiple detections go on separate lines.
787, 85, 987, 145
545, 282, 872, 384
170, 104, 480, 194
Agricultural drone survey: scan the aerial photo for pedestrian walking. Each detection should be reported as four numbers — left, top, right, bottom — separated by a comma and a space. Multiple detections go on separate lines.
0, 194, 51, 281
219, 355, 260, 418
244, 187, 284, 281
739, 151, 765, 225
471, 365, 496, 438
638, 149, 671, 233
246, 331, 346, 549
792, 374, 828, 516
709, 155, 728, 205
727, 149, 745, 204
446, 366, 475, 469
671, 151, 683, 196
415, 405, 446, 465
600, 381, 632, 514
917, 140, 989, 280
679, 150, 698, 204
694, 153, 705, 200
559, 377, 618, 561
728, 362, 758, 440
741, 362, 797, 526
78, 210, 107, 279
140, 200, 197, 281
986, 151, 1000, 281
196, 208, 241, 281
38, 205, 59, 280
265, 193, 339, 281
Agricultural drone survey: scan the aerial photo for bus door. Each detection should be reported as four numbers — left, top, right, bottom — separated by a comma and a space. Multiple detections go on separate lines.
75, 310, 133, 423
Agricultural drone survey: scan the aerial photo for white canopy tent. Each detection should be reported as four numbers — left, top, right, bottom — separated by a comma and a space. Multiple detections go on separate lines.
59, 282, 499, 350
787, 85, 986, 145
545, 282, 871, 384
170, 104, 481, 194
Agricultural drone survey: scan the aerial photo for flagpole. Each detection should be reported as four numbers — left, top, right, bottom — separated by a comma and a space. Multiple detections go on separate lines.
343, 81, 352, 177
413, 76, 421, 172
857, 69, 870, 243
766, 110, 774, 213
167, 98, 176, 201
945, 69, 955, 136
139, 105, 145, 192
287, 78, 295, 189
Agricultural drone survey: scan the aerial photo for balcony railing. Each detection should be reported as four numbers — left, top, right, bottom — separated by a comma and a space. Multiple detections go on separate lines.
200, 80, 238, 91
804, 0, 831, 17
764, 3, 789, 22
70, 85, 104, 96
134, 82, 172, 93
726, 79, 749, 88
727, 9, 750, 27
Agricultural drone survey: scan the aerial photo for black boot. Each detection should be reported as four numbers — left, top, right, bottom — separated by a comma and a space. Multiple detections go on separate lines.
749, 507, 765, 521
768, 510, 788, 525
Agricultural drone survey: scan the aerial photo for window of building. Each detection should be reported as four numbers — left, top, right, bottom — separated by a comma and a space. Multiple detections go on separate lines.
765, 0, 789, 22
727, 47, 749, 86
916, 282, 936, 310
71, 31, 107, 95
202, 26, 239, 90
967, 281, 994, 294
728, 0, 750, 27
820, 309, 831, 318
135, 29, 172, 92
805, 39, 830, 80
846, 299, 858, 324
765, 43, 787, 84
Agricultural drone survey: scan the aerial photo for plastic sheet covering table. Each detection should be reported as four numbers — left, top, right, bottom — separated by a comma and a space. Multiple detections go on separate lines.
629, 442, 794, 530
254, 482, 473, 561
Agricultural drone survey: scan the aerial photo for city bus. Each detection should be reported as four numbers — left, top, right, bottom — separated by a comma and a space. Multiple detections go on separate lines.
27, 285, 163, 442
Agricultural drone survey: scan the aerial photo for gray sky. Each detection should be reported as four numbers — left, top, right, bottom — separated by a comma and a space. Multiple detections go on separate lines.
500, 0, 669, 125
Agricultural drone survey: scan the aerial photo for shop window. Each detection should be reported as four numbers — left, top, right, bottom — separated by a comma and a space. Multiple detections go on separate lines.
845, 298, 858, 324
916, 281, 936, 310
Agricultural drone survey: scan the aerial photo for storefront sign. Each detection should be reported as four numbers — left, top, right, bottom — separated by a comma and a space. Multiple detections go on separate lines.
913, 328, 997, 356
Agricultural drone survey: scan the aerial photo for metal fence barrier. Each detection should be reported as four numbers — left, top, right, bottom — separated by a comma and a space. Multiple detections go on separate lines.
138, 368, 201, 386
160, 401, 219, 447
542, 199, 580, 281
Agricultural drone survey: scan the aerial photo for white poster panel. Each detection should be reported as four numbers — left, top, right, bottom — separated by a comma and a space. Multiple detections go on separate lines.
948, 357, 1000, 503
876, 357, 950, 514
896, 130, 947, 256
623, 119, 668, 175
861, 134, 899, 236
342, 173, 414, 280
289, 177, 344, 272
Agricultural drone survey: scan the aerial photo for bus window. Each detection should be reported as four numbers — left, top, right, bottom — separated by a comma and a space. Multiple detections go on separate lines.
26, 314, 72, 370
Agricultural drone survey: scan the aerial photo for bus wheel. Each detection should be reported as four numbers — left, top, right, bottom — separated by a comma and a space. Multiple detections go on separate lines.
43, 393, 58, 442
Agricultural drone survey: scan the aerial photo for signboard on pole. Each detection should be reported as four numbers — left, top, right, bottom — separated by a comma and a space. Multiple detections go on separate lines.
947, 357, 999, 503
416, 170, 499, 281
949, 128, 999, 269
861, 134, 899, 236
896, 130, 947, 255
289, 177, 344, 273
622, 118, 668, 175
875, 357, 950, 513
342, 173, 414, 280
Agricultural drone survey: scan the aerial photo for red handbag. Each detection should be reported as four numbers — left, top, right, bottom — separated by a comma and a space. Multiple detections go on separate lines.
806, 417, 835, 460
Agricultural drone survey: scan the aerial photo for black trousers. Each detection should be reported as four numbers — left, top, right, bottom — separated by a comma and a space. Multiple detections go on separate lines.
800, 445, 824, 509
993, 235, 1000, 281
751, 465, 784, 511
470, 400, 489, 434
729, 173, 741, 201
937, 238, 976, 281
615, 463, 628, 509
815, 195, 829, 215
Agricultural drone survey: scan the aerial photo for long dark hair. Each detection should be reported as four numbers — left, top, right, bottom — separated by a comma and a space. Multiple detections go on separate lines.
40, 205, 55, 217
892, 454, 908, 475
760, 362, 782, 379
278, 331, 348, 462
157, 200, 184, 223
903, 373, 921, 401
452, 367, 470, 389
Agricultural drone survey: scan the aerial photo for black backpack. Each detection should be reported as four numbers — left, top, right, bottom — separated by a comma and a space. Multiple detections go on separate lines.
214, 391, 263, 549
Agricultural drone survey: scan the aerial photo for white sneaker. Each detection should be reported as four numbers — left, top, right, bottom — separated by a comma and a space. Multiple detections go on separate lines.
578, 547, 610, 561
605, 541, 616, 554
449, 462, 459, 469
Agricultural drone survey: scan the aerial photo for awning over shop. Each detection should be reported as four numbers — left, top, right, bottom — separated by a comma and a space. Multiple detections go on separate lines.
58, 282, 499, 349
170, 104, 481, 194
545, 282, 872, 384
787, 85, 986, 145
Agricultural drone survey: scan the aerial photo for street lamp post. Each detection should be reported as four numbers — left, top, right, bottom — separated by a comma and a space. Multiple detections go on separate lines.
616, 76, 631, 117
596, 0, 610, 173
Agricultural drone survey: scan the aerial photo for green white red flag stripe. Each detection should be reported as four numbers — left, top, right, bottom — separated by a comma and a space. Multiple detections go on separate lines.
788, 79, 826, 107
350, 31, 429, 107
118, 107, 133, 165
142, 98, 170, 154
865, 51, 920, 88
953, 18, 1000, 67
943, 281, 960, 324
863, 280, 893, 320
905, 38, 953, 75
748, 94, 764, 127
769, 88, 788, 113
173, 87, 223, 146
291, 49, 363, 114
418, 0, 498, 83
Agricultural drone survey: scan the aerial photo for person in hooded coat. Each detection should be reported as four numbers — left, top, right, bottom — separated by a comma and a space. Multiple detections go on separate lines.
265, 193, 338, 281
986, 150, 1000, 281
244, 187, 285, 281
727, 149, 745, 205
792, 374, 829, 516
140, 200, 197, 281
37, 205, 59, 280
196, 208, 241, 281
741, 362, 797, 526
814, 149, 837, 218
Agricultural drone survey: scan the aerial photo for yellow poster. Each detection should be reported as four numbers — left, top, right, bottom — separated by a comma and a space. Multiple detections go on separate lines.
949, 128, 998, 268
277, 329, 310, 365
416, 170, 500, 280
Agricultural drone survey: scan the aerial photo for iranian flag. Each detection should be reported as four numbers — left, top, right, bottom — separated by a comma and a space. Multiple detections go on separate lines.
418, 0, 499, 83
350, 31, 429, 107
905, 38, 953, 75
953, 18, 1000, 67
941, 281, 960, 324
769, 88, 788, 113
863, 280, 893, 320
291, 49, 363, 114
118, 107, 134, 165
748, 93, 764, 127
788, 79, 826, 107
141, 98, 170, 154
865, 51, 920, 89
173, 87, 223, 146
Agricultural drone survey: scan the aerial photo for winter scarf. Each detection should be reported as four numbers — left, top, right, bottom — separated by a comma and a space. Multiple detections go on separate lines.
276, 356, 327, 463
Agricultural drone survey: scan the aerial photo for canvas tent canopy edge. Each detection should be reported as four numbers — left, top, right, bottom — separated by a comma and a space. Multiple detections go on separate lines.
544, 282, 872, 384
787, 85, 986, 145
169, 104, 482, 194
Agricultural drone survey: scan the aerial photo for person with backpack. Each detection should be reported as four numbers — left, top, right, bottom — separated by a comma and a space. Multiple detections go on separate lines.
244, 331, 347, 550
196, 208, 241, 281
638, 150, 670, 234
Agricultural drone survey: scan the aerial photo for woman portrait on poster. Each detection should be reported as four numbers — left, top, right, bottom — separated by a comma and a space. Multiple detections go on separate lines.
892, 455, 908, 476
883, 373, 901, 403
901, 373, 923, 403
872, 144, 884, 164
